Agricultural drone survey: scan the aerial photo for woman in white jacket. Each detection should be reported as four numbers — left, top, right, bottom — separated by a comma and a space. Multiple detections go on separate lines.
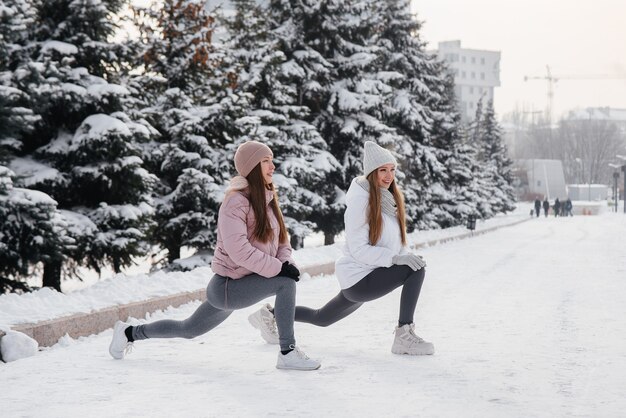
249, 141, 433, 355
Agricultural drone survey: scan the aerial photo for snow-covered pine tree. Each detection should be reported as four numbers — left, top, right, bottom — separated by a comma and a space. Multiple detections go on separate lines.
225, 0, 341, 248
375, 0, 457, 230
0, 0, 37, 71
478, 100, 516, 213
132, 0, 219, 96
250, 0, 345, 245
424, 63, 488, 227
36, 0, 128, 79
59, 113, 156, 273
0, 84, 39, 163
294, 0, 402, 243
5, 0, 157, 287
0, 165, 70, 293
0, 0, 40, 162
130, 0, 234, 263
466, 97, 497, 218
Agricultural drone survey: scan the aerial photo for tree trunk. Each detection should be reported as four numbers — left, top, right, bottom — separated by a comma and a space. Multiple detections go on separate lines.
168, 246, 181, 263
42, 260, 62, 292
113, 259, 121, 274
324, 232, 335, 246
290, 234, 303, 250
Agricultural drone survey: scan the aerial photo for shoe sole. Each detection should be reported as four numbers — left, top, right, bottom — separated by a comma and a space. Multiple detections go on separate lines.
248, 314, 279, 345
391, 346, 435, 356
276, 364, 321, 371
391, 345, 435, 356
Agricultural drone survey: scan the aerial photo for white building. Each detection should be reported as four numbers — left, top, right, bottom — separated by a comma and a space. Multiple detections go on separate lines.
432, 40, 501, 122
567, 184, 609, 201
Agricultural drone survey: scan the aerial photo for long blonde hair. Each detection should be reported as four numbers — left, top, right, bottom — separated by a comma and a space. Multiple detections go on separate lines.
247, 164, 288, 244
366, 171, 407, 246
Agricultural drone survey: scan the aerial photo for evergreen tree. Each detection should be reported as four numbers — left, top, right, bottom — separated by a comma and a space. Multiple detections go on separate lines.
36, 0, 128, 78
131, 0, 237, 263
226, 0, 340, 248
262, 0, 345, 245
133, 0, 219, 96
0, 0, 37, 72
467, 97, 494, 218
4, 0, 157, 288
0, 165, 70, 293
426, 68, 486, 227
375, 0, 456, 230
290, 0, 401, 243
478, 100, 516, 213
59, 113, 157, 273
0, 0, 40, 162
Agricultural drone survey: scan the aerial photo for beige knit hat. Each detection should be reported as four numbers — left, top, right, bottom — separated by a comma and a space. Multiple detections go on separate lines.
234, 141, 273, 177
363, 141, 397, 177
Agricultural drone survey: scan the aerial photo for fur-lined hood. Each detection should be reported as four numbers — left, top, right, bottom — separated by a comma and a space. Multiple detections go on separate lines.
224, 175, 274, 204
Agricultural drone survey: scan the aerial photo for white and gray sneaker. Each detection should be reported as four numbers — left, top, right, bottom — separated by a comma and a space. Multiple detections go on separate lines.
109, 320, 133, 360
391, 323, 434, 356
276, 345, 321, 371
248, 303, 279, 345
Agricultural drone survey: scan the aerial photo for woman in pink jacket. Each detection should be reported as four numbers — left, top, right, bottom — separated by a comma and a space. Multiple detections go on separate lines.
108, 141, 320, 371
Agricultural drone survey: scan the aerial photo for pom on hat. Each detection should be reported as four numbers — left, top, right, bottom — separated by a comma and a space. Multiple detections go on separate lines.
363, 141, 397, 178
234, 141, 273, 177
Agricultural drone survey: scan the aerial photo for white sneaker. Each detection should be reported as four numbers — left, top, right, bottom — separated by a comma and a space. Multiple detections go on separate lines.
391, 323, 434, 355
276, 345, 321, 371
109, 321, 133, 360
248, 303, 279, 345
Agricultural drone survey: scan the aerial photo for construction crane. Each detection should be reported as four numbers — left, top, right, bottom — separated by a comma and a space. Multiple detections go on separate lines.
523, 65, 626, 126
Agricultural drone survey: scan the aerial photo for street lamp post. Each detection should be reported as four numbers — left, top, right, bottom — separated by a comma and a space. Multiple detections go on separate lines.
622, 165, 626, 214
613, 172, 620, 213
616, 156, 626, 214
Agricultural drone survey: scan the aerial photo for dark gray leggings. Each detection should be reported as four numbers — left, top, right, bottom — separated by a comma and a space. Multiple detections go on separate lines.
133, 274, 297, 350
295, 265, 426, 327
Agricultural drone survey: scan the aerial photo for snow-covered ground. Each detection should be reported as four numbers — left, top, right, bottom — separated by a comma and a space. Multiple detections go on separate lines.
2, 209, 626, 417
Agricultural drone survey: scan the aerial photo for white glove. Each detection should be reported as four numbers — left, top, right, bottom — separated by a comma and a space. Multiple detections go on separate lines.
392, 254, 426, 271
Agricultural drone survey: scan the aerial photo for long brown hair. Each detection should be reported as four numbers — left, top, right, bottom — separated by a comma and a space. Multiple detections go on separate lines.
366, 171, 407, 246
247, 164, 288, 244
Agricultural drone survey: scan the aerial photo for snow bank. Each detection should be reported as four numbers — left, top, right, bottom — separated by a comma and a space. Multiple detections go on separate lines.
0, 268, 212, 327
0, 329, 38, 362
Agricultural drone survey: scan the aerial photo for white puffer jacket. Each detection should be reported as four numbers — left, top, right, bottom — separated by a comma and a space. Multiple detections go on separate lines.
335, 178, 407, 289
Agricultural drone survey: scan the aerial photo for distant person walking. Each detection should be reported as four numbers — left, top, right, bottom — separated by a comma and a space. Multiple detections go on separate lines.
534, 198, 541, 217
554, 198, 561, 217
565, 198, 573, 216
108, 141, 320, 371
543, 197, 550, 217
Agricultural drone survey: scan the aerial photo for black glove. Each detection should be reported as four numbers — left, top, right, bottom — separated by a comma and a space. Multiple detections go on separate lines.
279, 261, 300, 282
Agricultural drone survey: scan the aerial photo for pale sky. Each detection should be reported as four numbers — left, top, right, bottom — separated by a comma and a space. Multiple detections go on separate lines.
412, 0, 626, 121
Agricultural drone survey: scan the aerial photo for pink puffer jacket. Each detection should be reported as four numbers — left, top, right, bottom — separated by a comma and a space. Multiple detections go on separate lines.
211, 177, 294, 279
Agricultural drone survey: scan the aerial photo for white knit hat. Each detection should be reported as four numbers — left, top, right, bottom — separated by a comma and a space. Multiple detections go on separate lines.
363, 141, 397, 177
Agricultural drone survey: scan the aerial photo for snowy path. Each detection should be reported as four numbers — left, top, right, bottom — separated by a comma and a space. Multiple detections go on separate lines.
2, 214, 626, 418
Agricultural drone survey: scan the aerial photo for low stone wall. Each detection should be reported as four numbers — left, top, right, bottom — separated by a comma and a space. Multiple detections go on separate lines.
11, 217, 529, 348
12, 290, 205, 348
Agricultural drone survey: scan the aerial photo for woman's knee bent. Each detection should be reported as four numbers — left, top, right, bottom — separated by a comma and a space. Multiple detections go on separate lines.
275, 275, 297, 295
409, 267, 426, 281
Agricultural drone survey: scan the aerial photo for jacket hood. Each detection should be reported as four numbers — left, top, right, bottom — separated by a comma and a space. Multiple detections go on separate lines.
345, 177, 369, 204
225, 175, 275, 205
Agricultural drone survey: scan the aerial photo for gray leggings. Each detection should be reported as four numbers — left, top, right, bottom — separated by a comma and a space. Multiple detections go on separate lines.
133, 274, 297, 350
295, 265, 426, 327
